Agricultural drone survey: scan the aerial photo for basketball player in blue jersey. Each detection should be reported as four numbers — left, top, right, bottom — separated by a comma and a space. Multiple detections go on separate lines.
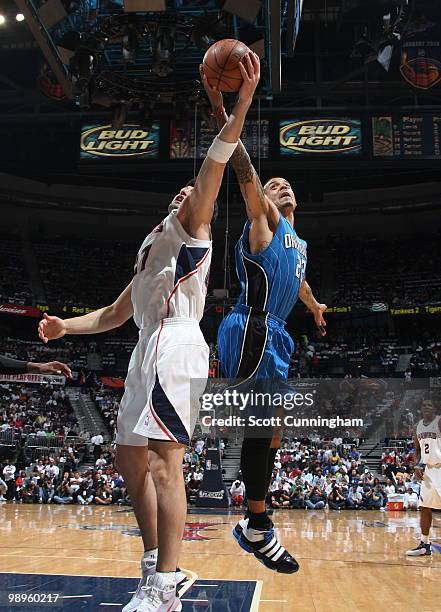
203, 79, 327, 574
38, 54, 260, 612
406, 398, 441, 557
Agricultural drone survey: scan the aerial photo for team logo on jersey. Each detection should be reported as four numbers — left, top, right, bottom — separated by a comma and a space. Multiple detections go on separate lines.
280, 119, 362, 155
80, 124, 159, 159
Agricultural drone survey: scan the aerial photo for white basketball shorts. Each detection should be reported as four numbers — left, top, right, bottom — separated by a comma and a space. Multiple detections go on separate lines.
419, 466, 441, 510
116, 317, 209, 446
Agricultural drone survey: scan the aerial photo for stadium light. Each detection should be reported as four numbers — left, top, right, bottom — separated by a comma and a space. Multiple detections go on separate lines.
16, 13, 25, 22
0, 15, 6, 25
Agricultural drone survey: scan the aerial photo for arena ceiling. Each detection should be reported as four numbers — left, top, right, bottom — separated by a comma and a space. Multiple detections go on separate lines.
0, 1, 440, 202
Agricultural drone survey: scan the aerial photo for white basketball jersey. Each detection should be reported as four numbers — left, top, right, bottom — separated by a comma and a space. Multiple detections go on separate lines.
416, 416, 441, 467
131, 210, 212, 329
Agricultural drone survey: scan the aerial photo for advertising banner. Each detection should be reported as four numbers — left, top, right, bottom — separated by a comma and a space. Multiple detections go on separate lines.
0, 374, 66, 385
280, 118, 362, 156
196, 447, 229, 508
0, 303, 40, 318
80, 123, 160, 160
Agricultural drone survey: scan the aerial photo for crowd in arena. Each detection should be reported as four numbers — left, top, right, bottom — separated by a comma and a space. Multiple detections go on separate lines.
0, 383, 78, 440
0, 230, 438, 514
228, 438, 421, 512
1, 233, 440, 311
0, 235, 33, 306
0, 415, 208, 506
328, 234, 441, 308
0, 347, 215, 507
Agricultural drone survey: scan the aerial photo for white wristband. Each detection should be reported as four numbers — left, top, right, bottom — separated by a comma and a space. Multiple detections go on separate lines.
207, 137, 238, 163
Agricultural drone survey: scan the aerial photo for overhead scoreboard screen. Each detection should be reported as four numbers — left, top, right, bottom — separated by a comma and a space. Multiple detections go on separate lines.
280, 118, 363, 156
80, 123, 160, 160
372, 114, 441, 159
170, 119, 269, 159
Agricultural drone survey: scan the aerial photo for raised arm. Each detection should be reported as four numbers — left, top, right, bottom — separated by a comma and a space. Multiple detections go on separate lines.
178, 53, 260, 237
202, 74, 274, 222
299, 280, 327, 336
38, 281, 133, 343
201, 68, 277, 254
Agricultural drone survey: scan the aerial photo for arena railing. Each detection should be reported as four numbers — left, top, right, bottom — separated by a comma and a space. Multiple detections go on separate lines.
25, 434, 64, 449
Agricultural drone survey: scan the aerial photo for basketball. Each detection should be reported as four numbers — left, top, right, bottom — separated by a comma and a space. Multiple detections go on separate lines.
203, 39, 251, 92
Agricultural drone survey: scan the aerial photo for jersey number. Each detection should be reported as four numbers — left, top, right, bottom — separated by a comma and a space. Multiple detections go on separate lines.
295, 256, 306, 280
424, 443, 430, 455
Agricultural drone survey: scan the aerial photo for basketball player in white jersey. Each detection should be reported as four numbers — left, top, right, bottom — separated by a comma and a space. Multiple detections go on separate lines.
38, 53, 260, 612
406, 398, 441, 556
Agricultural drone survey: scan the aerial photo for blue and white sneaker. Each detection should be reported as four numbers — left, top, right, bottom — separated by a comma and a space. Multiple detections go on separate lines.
238, 523, 299, 574
232, 517, 249, 542
406, 541, 432, 556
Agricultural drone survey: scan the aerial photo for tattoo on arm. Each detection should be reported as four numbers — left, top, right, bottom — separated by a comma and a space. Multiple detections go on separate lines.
300, 281, 318, 309
230, 142, 254, 184
231, 141, 268, 215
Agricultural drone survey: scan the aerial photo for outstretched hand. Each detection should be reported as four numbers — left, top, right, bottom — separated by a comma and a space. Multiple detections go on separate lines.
38, 313, 67, 344
238, 52, 260, 103
33, 361, 73, 378
199, 64, 224, 111
313, 304, 327, 336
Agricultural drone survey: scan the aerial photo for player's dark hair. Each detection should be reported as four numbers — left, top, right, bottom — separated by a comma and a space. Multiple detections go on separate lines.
185, 177, 218, 224
421, 397, 435, 407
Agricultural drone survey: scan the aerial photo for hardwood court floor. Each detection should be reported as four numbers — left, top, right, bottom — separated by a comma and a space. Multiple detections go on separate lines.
0, 504, 440, 611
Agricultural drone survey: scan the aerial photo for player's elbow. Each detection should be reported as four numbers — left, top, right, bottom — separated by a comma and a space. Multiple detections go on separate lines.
107, 303, 129, 328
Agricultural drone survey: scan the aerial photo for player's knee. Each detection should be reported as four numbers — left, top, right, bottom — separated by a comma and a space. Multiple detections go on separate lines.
150, 454, 183, 489
115, 445, 149, 480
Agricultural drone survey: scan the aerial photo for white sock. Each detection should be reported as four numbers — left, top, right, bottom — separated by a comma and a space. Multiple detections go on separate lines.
142, 548, 158, 570
421, 534, 430, 544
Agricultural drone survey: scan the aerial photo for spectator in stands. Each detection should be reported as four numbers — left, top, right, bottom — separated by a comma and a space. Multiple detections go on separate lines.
94, 483, 113, 505
362, 485, 383, 510
2, 462, 16, 500
305, 486, 326, 509
347, 484, 363, 509
44, 457, 60, 482
110, 472, 126, 504
194, 438, 205, 455
40, 477, 55, 504
77, 475, 96, 505
328, 484, 346, 510
289, 486, 305, 509
270, 484, 291, 509
0, 476, 7, 501
91, 432, 104, 461
230, 480, 245, 507
186, 475, 200, 504
14, 470, 26, 500
95, 454, 107, 469
21, 481, 40, 504
404, 486, 419, 510
53, 482, 73, 504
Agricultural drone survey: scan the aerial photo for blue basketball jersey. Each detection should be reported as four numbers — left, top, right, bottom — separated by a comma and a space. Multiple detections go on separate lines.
235, 215, 307, 321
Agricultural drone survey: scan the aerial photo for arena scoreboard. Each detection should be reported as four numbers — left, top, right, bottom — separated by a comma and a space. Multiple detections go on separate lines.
372, 114, 441, 159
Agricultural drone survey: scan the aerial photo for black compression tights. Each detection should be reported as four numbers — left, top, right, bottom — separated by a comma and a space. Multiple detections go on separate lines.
241, 437, 278, 502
